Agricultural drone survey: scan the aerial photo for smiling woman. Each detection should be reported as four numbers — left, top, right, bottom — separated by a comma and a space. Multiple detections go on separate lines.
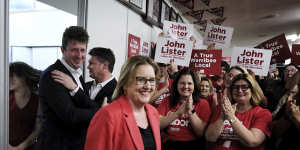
84, 56, 161, 150
157, 68, 211, 150
205, 73, 271, 150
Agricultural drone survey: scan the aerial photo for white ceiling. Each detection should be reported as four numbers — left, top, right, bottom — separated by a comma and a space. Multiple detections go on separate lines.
169, 0, 300, 47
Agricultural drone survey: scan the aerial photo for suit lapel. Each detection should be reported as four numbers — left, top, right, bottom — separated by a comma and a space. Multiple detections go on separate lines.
56, 60, 77, 83
56, 60, 86, 92
94, 79, 116, 103
120, 96, 144, 150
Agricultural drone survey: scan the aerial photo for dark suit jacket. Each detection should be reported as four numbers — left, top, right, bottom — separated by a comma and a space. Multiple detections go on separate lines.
84, 95, 161, 150
37, 60, 98, 150
85, 78, 117, 105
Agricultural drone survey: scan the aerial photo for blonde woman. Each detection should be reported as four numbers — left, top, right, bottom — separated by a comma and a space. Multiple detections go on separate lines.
85, 56, 161, 150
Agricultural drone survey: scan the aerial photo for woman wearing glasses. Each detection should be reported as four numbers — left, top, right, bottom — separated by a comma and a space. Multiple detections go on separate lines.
84, 56, 161, 150
157, 68, 211, 150
205, 73, 271, 150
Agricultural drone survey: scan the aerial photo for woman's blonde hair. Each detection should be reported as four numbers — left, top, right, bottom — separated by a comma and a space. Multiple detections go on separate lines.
229, 73, 266, 106
112, 56, 160, 100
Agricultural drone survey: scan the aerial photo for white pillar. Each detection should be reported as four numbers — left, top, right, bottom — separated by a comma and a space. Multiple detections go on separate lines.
0, 0, 9, 149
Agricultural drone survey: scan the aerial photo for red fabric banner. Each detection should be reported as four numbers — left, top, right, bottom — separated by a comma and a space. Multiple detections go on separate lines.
291, 44, 300, 65
255, 33, 291, 64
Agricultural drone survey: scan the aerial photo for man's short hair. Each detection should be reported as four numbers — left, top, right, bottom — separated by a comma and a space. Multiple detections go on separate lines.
89, 47, 115, 73
62, 26, 89, 50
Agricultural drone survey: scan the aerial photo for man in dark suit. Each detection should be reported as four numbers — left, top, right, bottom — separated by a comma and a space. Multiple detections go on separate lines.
37, 26, 98, 150
86, 47, 117, 106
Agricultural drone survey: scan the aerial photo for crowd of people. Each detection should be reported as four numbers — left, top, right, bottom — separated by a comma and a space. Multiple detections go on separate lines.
9, 26, 300, 150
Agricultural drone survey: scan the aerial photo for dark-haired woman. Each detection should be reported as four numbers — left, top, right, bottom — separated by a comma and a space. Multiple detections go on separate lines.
9, 62, 41, 150
157, 68, 211, 150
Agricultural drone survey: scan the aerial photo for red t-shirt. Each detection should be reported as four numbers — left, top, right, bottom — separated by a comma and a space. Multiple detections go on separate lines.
152, 79, 173, 107
208, 106, 272, 150
157, 97, 211, 142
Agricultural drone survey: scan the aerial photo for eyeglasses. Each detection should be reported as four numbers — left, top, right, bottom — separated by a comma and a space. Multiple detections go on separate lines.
231, 85, 251, 91
284, 69, 297, 73
135, 77, 156, 86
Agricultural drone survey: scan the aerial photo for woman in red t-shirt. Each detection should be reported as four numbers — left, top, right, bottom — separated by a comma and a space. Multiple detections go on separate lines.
205, 73, 272, 150
158, 68, 211, 150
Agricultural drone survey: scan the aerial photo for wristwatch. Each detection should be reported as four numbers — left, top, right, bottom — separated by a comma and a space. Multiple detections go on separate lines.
229, 117, 237, 124
189, 109, 196, 115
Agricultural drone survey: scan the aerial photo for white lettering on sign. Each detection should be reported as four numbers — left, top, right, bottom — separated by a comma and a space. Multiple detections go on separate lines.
264, 41, 283, 56
130, 39, 138, 49
295, 51, 300, 55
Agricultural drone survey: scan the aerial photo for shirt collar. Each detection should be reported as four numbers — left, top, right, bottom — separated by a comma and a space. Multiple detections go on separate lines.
92, 76, 115, 87
60, 58, 82, 76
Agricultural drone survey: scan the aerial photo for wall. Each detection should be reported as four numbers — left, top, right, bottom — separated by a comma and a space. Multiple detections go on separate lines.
86, 0, 157, 80
0, 0, 9, 148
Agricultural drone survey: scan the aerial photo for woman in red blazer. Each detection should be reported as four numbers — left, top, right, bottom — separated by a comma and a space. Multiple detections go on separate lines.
85, 56, 161, 150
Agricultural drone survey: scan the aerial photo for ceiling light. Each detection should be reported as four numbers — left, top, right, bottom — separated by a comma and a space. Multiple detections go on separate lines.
286, 34, 299, 41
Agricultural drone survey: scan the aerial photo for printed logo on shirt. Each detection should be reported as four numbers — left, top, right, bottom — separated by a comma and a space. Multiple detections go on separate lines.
219, 120, 240, 140
166, 111, 190, 132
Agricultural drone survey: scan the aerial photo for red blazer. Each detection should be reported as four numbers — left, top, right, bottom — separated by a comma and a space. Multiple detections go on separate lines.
84, 95, 161, 150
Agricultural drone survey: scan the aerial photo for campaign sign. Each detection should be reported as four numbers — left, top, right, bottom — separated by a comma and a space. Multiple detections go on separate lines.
255, 33, 291, 63
231, 47, 272, 76
154, 37, 193, 66
140, 40, 150, 56
128, 33, 140, 58
163, 21, 192, 40
291, 44, 300, 65
189, 50, 222, 75
203, 23, 234, 49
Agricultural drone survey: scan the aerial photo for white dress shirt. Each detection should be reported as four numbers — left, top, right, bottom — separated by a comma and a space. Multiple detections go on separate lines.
59, 59, 83, 96
89, 76, 114, 100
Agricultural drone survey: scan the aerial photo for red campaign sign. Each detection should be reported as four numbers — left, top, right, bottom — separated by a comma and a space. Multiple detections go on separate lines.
128, 33, 140, 58
189, 49, 222, 75
255, 33, 291, 64
291, 44, 300, 65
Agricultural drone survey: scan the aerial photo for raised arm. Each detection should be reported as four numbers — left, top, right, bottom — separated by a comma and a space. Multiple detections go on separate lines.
186, 96, 210, 137
222, 96, 270, 147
